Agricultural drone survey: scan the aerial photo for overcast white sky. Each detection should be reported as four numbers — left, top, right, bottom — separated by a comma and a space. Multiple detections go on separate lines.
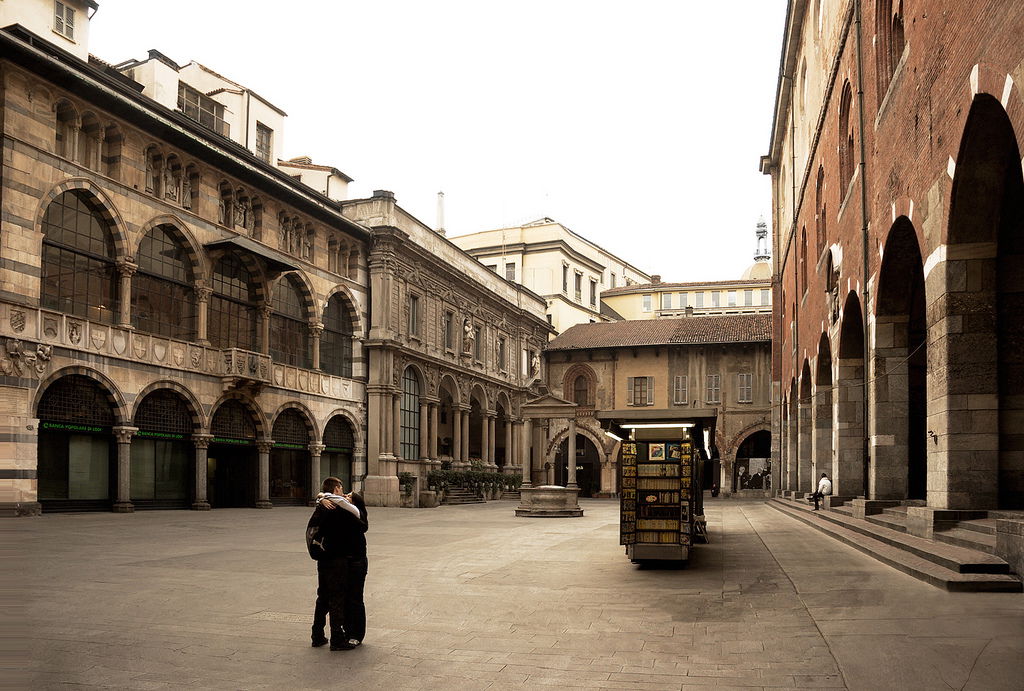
89, 0, 786, 282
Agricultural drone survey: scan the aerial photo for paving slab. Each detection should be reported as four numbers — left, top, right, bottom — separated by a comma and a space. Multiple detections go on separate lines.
9, 499, 1024, 689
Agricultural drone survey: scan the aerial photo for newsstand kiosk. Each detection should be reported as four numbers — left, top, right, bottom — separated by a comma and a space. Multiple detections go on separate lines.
619, 428, 705, 563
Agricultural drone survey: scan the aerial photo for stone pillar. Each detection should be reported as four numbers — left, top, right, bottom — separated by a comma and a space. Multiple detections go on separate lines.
482, 413, 491, 464
533, 422, 545, 485
786, 403, 798, 492
112, 426, 137, 512
460, 408, 470, 463
116, 261, 137, 329
366, 386, 385, 478
195, 286, 211, 345
835, 357, 866, 498
504, 418, 513, 472
308, 442, 325, 504
429, 403, 439, 460
255, 440, 273, 508
566, 417, 578, 489
453, 405, 462, 461
259, 303, 272, 355
392, 393, 401, 457
309, 321, 324, 371
419, 400, 429, 460
522, 419, 534, 487
192, 433, 212, 510
812, 382, 834, 491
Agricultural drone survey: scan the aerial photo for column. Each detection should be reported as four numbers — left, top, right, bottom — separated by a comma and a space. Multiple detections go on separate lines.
532, 421, 545, 486
308, 443, 325, 504
259, 303, 272, 355
488, 415, 497, 467
481, 413, 490, 464
566, 418, 578, 489
392, 393, 401, 458
116, 261, 137, 329
429, 403, 439, 460
195, 286, 211, 345
192, 433, 212, 510
419, 400, 429, 460
453, 405, 462, 461
460, 408, 470, 463
521, 419, 533, 487
112, 425, 137, 512
256, 440, 273, 508
504, 418, 513, 472
309, 321, 324, 371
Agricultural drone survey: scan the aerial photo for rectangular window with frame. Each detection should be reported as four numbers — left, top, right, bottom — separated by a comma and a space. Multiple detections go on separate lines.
695, 292, 704, 308
712, 291, 721, 307
661, 292, 672, 309
738, 373, 753, 403
498, 337, 506, 370
678, 292, 687, 307
408, 294, 420, 336
761, 288, 770, 305
589, 279, 597, 307
54, 1, 75, 40
728, 290, 737, 307
486, 264, 498, 273
255, 122, 273, 163
610, 272, 617, 288
562, 265, 569, 293
474, 326, 482, 360
443, 311, 454, 350
177, 83, 230, 137
627, 376, 654, 406
744, 289, 753, 306
574, 272, 583, 301
505, 263, 516, 281
706, 374, 721, 404
673, 375, 688, 404
642, 294, 652, 312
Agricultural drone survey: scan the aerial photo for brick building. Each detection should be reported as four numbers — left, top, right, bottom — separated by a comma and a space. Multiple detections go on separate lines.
544, 315, 772, 497
761, 1, 1024, 529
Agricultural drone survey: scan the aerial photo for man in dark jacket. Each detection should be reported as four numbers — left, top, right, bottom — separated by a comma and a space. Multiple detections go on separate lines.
308, 477, 367, 650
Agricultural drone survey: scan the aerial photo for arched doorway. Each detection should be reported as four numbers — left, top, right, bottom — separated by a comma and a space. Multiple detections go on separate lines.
271, 408, 312, 505
495, 397, 511, 470
735, 430, 771, 490
468, 389, 485, 462
799, 361, 813, 492
436, 378, 458, 460
837, 292, 866, 497
37, 374, 118, 512
208, 400, 258, 508
555, 433, 601, 497
322, 416, 355, 490
875, 218, 927, 500
945, 94, 1024, 509
814, 334, 834, 482
131, 389, 195, 508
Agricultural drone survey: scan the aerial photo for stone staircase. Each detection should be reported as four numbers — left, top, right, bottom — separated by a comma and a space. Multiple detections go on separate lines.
441, 487, 485, 505
499, 491, 521, 501
768, 495, 1022, 592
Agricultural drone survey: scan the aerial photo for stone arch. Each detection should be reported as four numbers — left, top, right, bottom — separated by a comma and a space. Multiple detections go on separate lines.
798, 360, 813, 492
562, 363, 597, 406
730, 425, 773, 492
134, 215, 210, 284
131, 380, 206, 431
545, 424, 610, 465
33, 366, 130, 425
270, 401, 319, 442
322, 284, 363, 334
208, 393, 268, 438
322, 407, 364, 454
272, 270, 318, 322
836, 291, 866, 497
438, 373, 461, 407
36, 178, 131, 261
814, 332, 834, 483
469, 383, 489, 410
724, 421, 772, 460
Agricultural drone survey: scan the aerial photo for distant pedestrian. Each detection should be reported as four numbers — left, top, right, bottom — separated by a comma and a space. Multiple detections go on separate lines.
308, 477, 367, 650
811, 473, 832, 511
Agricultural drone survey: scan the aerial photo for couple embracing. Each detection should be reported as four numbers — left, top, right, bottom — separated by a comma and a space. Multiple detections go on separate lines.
306, 477, 368, 651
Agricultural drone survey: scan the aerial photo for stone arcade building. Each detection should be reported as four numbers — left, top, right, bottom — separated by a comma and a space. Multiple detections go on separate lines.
761, 1, 1024, 529
1, 25, 369, 514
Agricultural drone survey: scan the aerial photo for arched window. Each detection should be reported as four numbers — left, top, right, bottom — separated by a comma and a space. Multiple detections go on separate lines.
270, 275, 310, 368
838, 81, 855, 193
55, 100, 77, 159
400, 368, 420, 460
133, 225, 195, 340
800, 227, 808, 296
573, 375, 590, 406
875, 0, 906, 102
815, 166, 826, 254
208, 253, 258, 351
78, 112, 101, 171
41, 190, 118, 323
211, 399, 257, 441
322, 293, 354, 377
131, 390, 192, 504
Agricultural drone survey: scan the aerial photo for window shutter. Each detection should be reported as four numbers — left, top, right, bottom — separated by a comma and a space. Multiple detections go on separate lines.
646, 377, 654, 405
682, 375, 688, 402
627, 377, 634, 405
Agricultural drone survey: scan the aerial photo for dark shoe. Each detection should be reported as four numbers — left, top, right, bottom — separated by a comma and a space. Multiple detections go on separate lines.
330, 639, 357, 651
311, 635, 329, 648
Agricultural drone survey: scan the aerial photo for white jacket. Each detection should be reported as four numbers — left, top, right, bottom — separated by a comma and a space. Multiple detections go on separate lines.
817, 477, 832, 495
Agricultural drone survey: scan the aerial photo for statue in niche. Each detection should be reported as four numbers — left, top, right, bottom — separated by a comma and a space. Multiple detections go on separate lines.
218, 197, 228, 226
233, 197, 245, 228
531, 352, 540, 376
239, 198, 252, 232
145, 156, 156, 193
280, 216, 291, 251
163, 166, 178, 201
462, 318, 474, 353
181, 175, 192, 209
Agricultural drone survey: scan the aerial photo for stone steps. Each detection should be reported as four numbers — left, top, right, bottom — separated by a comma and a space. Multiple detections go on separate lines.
768, 497, 1021, 592
441, 488, 485, 505
499, 491, 521, 501
934, 526, 997, 554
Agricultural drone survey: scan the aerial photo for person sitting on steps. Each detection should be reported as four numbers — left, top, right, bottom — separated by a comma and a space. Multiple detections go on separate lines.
811, 473, 832, 511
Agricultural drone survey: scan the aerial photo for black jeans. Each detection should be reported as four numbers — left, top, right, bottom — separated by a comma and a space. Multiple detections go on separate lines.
344, 558, 368, 642
812, 492, 826, 510
312, 557, 348, 641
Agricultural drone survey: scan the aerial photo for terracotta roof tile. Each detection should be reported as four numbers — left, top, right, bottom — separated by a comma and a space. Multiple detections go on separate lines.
546, 314, 771, 351
601, 277, 771, 296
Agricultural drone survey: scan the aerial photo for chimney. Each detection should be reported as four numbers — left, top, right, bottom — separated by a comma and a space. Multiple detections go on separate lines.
685, 306, 694, 317
372, 189, 394, 200
436, 191, 446, 236
651, 275, 662, 284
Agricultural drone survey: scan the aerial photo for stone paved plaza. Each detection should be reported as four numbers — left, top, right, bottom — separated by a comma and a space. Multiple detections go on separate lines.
12, 498, 1024, 690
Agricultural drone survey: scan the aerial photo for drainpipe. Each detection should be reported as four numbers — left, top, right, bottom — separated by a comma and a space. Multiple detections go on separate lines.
854, 0, 871, 498
788, 69, 800, 493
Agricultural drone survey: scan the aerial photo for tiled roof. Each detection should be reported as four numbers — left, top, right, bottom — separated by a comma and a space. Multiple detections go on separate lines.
546, 314, 771, 351
602, 277, 771, 296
